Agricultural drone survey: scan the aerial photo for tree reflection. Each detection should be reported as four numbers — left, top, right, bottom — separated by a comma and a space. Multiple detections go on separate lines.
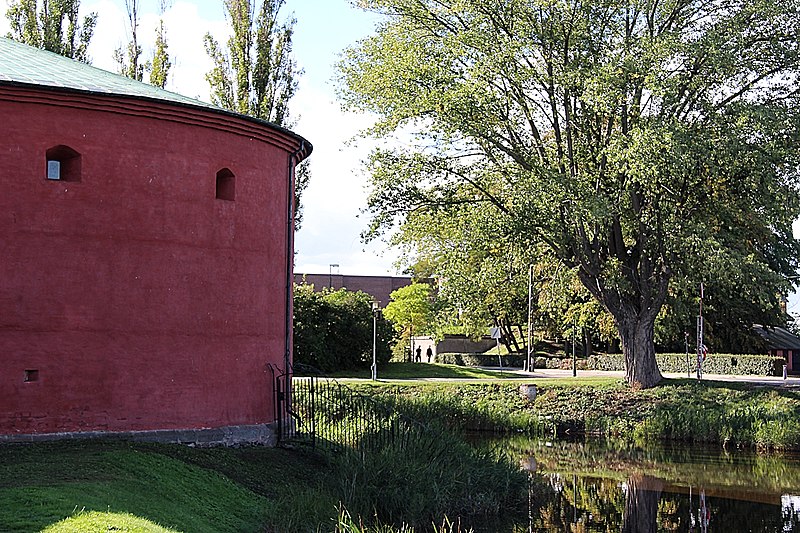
506, 438, 800, 532
622, 474, 664, 533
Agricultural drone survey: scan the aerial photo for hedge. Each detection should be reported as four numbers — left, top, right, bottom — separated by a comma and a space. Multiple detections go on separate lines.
436, 351, 786, 376
435, 352, 525, 367
435, 353, 582, 370
588, 353, 785, 376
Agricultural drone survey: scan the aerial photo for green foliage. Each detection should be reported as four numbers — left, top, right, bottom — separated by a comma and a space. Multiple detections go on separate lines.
382, 282, 433, 360
149, 18, 171, 89
113, 0, 171, 88
339, 0, 800, 388
588, 353, 785, 376
294, 283, 393, 372
347, 380, 800, 450
204, 0, 298, 125
637, 385, 800, 449
5, 0, 97, 61
328, 362, 512, 380
113, 0, 145, 81
331, 430, 525, 528
436, 352, 526, 368
299, 381, 527, 528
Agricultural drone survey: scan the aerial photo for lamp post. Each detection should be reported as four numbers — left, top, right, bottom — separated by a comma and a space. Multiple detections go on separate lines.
527, 264, 533, 372
372, 301, 380, 381
329, 263, 339, 289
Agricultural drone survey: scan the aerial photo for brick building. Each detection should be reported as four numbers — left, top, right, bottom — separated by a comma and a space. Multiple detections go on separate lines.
0, 38, 311, 444
294, 273, 415, 308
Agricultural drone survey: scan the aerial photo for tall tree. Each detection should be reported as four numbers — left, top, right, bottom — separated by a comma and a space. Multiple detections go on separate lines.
114, 0, 171, 88
339, 0, 800, 388
149, 5, 171, 88
6, 0, 97, 62
383, 283, 433, 361
204, 0, 299, 124
204, 0, 307, 227
114, 0, 144, 80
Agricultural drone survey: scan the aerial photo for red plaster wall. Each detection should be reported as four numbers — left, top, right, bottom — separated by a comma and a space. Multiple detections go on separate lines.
0, 86, 306, 436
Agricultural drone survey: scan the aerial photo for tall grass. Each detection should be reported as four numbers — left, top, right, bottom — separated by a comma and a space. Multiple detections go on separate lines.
341, 380, 800, 450
299, 381, 528, 529
327, 425, 525, 528
636, 385, 800, 448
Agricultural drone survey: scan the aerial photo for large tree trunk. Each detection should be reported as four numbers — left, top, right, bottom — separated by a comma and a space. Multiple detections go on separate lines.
617, 316, 662, 388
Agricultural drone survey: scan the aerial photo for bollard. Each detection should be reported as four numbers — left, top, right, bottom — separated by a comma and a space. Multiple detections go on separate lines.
783, 364, 788, 380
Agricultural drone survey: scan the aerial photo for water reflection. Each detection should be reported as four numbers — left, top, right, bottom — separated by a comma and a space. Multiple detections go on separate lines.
477, 437, 800, 532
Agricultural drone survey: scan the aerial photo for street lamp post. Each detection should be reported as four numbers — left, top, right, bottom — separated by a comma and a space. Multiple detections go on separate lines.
527, 264, 533, 372
329, 263, 339, 289
372, 301, 380, 380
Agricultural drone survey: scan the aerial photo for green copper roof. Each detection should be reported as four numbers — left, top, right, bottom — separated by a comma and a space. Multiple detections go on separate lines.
0, 36, 214, 109
0, 37, 312, 156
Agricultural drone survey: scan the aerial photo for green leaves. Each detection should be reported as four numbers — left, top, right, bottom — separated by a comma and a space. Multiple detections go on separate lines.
6, 0, 97, 62
293, 284, 393, 372
340, 0, 800, 386
204, 0, 300, 126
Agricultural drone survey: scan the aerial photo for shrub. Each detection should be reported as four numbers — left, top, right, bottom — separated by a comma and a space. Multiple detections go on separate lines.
435, 352, 525, 367
435, 353, 589, 370
294, 284, 394, 372
588, 353, 785, 376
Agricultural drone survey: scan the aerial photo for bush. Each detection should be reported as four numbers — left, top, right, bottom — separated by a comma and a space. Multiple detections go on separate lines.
435, 353, 588, 370
588, 353, 785, 376
435, 352, 525, 367
294, 284, 394, 372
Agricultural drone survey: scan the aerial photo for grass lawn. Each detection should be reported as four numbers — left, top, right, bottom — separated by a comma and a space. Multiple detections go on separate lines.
327, 361, 531, 380
0, 440, 337, 533
326, 362, 622, 388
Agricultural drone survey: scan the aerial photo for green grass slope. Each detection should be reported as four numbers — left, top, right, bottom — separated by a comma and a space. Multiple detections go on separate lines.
0, 441, 334, 533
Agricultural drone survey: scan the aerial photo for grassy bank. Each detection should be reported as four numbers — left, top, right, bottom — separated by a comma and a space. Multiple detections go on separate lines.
0, 440, 337, 532
4, 371, 799, 531
342, 378, 800, 449
326, 362, 522, 380
0, 434, 525, 532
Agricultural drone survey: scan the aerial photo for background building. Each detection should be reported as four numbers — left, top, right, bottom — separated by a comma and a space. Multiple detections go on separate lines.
294, 273, 414, 308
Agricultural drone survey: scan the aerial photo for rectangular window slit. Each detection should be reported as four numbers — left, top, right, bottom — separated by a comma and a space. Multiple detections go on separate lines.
24, 369, 39, 382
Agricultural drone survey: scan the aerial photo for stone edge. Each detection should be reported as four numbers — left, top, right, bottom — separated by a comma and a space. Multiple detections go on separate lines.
0, 423, 277, 447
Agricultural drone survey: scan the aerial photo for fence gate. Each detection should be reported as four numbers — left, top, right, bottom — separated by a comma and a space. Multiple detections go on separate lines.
274, 372, 423, 456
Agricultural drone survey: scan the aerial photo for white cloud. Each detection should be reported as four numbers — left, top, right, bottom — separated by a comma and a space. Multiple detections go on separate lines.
292, 77, 403, 275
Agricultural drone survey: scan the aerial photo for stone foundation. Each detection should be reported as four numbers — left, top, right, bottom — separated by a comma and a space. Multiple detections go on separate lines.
0, 423, 277, 447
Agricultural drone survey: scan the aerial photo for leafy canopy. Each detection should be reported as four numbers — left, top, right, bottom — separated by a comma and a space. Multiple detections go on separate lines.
339, 0, 800, 387
6, 0, 97, 62
293, 284, 393, 372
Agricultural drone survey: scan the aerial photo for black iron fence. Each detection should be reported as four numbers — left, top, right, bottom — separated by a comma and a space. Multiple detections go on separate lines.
272, 366, 424, 456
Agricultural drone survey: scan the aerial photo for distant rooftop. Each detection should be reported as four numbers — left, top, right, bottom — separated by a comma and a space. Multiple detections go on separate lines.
0, 37, 214, 110
755, 324, 800, 350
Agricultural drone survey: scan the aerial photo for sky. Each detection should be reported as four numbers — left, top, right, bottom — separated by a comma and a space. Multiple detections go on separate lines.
2, 0, 800, 316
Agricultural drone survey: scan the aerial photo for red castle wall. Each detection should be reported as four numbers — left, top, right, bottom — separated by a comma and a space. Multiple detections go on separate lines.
0, 85, 308, 439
